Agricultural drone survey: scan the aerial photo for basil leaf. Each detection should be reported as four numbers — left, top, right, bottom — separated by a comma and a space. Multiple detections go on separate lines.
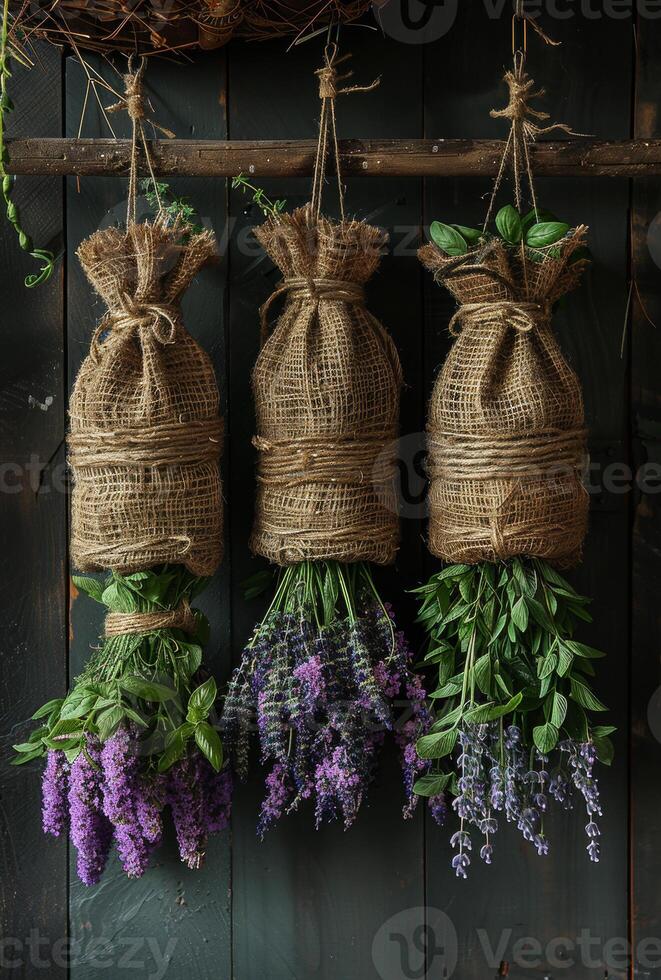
430, 221, 468, 256
525, 221, 569, 248
31, 698, 64, 721
451, 224, 482, 246
195, 722, 223, 772
187, 678, 217, 723
521, 207, 556, 235
495, 205, 522, 244
120, 676, 178, 703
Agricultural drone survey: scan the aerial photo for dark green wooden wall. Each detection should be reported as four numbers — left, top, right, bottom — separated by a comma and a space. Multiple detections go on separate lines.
1, 7, 658, 978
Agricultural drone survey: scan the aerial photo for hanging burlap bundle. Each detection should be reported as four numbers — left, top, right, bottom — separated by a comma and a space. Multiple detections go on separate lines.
250, 205, 402, 566
69, 217, 223, 577
419, 230, 590, 568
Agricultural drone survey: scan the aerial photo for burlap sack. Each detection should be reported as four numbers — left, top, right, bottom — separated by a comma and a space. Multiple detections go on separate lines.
419, 228, 589, 568
251, 206, 402, 566
69, 218, 223, 577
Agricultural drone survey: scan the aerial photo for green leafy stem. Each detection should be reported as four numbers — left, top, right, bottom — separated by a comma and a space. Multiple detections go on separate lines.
13, 566, 224, 774
0, 0, 55, 287
232, 173, 286, 220
413, 557, 614, 796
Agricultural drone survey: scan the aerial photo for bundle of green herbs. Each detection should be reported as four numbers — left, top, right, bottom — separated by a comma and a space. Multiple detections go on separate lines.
15, 567, 231, 885
413, 559, 612, 877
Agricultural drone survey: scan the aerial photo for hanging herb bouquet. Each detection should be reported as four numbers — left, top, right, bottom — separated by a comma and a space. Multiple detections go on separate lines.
12, 68, 231, 885
222, 45, 436, 835
413, 58, 613, 877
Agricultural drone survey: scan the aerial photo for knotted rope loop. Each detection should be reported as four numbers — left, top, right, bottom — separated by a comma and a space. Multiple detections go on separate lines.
259, 276, 366, 344
311, 42, 380, 224
447, 299, 549, 337
104, 599, 196, 638
90, 295, 181, 361
107, 58, 175, 227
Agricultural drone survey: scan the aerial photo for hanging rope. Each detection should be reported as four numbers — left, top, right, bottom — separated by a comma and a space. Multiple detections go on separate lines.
310, 41, 380, 223
107, 57, 175, 227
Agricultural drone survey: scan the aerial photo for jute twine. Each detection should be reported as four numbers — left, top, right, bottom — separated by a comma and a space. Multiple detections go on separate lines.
250, 43, 398, 567
104, 600, 196, 638
251, 205, 401, 565
419, 231, 590, 569
69, 68, 223, 578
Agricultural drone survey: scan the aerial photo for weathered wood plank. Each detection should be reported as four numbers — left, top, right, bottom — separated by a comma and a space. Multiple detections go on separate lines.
631, 16, 661, 975
0, 42, 68, 978
64, 52, 233, 980
7, 136, 661, 177
422, 9, 631, 978
227, 33, 426, 980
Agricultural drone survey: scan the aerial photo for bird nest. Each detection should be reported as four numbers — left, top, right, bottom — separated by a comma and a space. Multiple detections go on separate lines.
11, 1, 374, 54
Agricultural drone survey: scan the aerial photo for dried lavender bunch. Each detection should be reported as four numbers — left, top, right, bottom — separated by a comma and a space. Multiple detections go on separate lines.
413, 558, 613, 878
222, 561, 438, 834
13, 567, 232, 885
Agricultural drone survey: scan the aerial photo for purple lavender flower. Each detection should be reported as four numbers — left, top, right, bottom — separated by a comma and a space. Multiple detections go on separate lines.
258, 762, 291, 838
101, 726, 151, 879
168, 754, 208, 869
204, 766, 233, 835
68, 740, 113, 887
42, 750, 69, 838
428, 793, 448, 826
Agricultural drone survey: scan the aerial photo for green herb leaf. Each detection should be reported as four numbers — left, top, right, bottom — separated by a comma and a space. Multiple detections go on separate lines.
525, 221, 570, 248
195, 722, 223, 772
495, 205, 522, 244
430, 221, 468, 256
31, 698, 64, 721
119, 676, 178, 703
416, 729, 458, 760
413, 773, 453, 797
72, 575, 106, 603
187, 678, 217, 723
593, 735, 614, 766
551, 691, 568, 728
451, 224, 482, 246
533, 721, 559, 754
570, 677, 608, 712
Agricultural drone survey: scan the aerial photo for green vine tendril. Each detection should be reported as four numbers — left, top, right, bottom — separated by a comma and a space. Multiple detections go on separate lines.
0, 0, 55, 287
231, 173, 286, 219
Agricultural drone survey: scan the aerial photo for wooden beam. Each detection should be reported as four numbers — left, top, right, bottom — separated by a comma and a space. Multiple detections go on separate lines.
5, 137, 661, 178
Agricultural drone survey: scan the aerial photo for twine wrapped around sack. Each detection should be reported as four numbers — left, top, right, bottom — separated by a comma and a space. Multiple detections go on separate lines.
251, 205, 401, 565
69, 217, 223, 576
419, 231, 589, 569
249, 45, 399, 566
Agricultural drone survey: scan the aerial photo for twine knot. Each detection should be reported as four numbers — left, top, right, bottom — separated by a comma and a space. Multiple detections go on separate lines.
448, 300, 549, 337
91, 296, 179, 361
259, 276, 366, 344
490, 65, 571, 143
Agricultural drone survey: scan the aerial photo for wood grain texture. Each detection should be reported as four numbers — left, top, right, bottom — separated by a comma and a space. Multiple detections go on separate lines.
64, 52, 232, 980
6, 136, 661, 177
0, 42, 67, 979
631, 14, 661, 975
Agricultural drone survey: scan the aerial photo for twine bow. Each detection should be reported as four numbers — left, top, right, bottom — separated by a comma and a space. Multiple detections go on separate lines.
311, 43, 380, 223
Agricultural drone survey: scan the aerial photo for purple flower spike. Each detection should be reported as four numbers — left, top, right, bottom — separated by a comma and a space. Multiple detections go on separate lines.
168, 755, 208, 870
101, 727, 151, 879
42, 750, 69, 838
68, 740, 112, 887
